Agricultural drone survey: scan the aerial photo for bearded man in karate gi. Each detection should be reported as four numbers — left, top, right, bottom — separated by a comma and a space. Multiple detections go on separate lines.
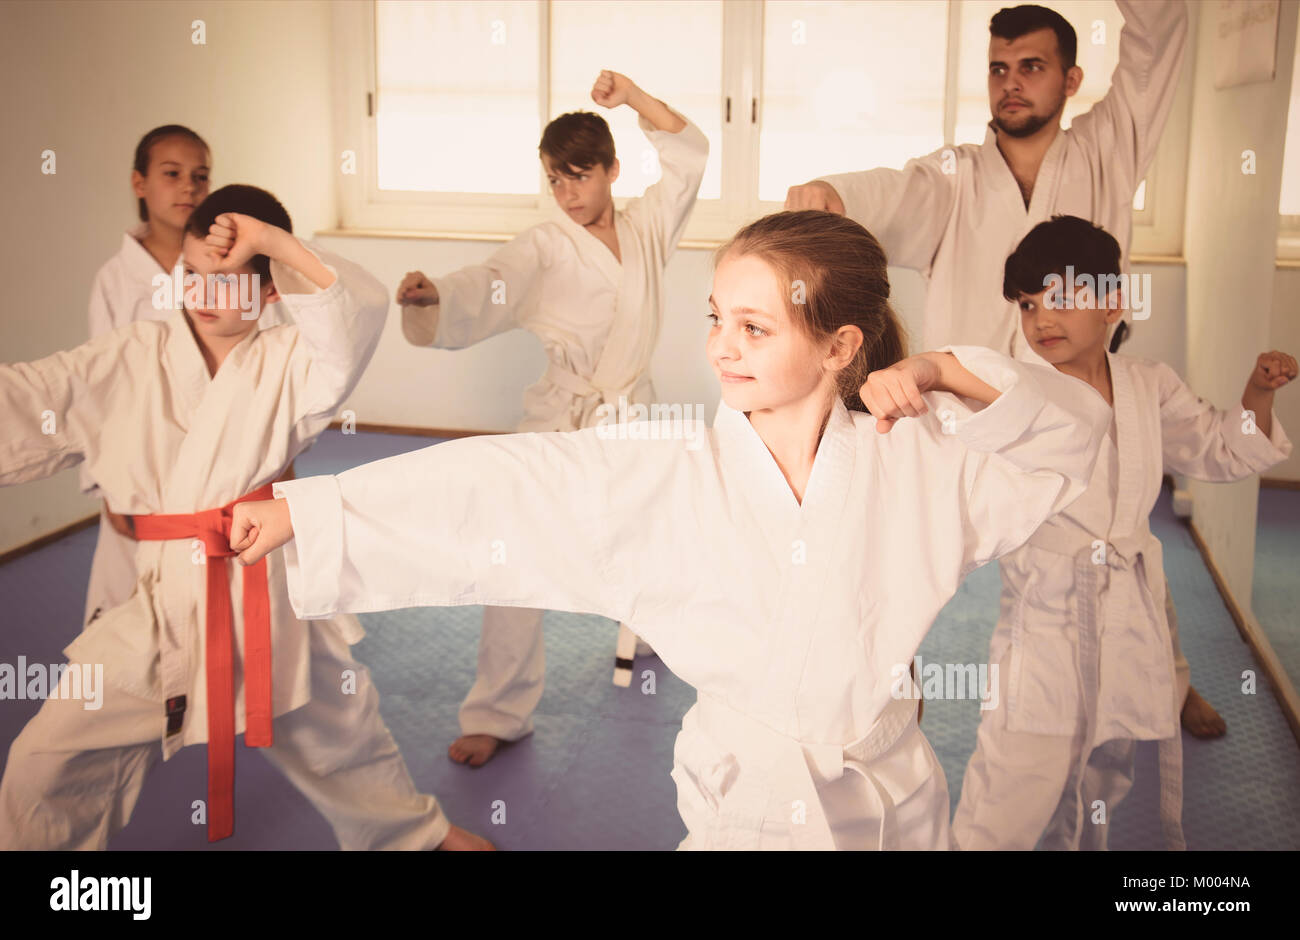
784, 0, 1223, 739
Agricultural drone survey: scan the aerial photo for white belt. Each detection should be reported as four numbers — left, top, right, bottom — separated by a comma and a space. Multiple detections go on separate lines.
687, 692, 923, 850
1026, 522, 1186, 850
542, 360, 640, 430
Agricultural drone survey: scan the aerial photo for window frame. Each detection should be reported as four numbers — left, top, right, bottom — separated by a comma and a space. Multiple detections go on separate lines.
333, 0, 1187, 255
1277, 9, 1300, 261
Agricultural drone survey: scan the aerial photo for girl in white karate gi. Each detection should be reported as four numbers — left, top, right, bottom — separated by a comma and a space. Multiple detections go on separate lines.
232, 210, 1111, 850
0, 187, 486, 851
82, 126, 213, 635
952, 217, 1294, 851
396, 71, 709, 766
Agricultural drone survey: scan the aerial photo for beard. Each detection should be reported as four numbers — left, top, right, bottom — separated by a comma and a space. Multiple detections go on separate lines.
992, 93, 1066, 138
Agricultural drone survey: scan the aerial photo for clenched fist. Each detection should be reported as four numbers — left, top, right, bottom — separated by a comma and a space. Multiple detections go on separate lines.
859, 355, 944, 434
784, 180, 845, 215
591, 70, 636, 109
230, 497, 295, 566
203, 212, 273, 273
396, 271, 438, 307
1248, 350, 1298, 391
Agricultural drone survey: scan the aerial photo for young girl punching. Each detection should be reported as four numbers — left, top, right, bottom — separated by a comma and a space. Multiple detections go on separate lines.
83, 125, 213, 634
232, 210, 1111, 850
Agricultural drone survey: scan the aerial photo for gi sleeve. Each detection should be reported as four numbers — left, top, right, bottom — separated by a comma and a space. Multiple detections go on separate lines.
923, 345, 1110, 574
621, 108, 710, 261
1070, 0, 1189, 183
272, 427, 629, 624
815, 146, 959, 273
275, 242, 389, 426
0, 336, 116, 485
1155, 360, 1292, 480
405, 227, 549, 349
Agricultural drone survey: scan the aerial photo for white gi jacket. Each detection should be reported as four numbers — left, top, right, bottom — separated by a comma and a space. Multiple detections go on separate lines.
83, 224, 288, 493
1, 245, 386, 759
403, 111, 709, 432
996, 353, 1291, 846
273, 346, 1111, 849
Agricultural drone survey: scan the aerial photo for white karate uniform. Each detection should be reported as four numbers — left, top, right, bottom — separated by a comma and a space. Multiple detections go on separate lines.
0, 246, 449, 850
82, 223, 288, 631
273, 346, 1111, 850
818, 0, 1188, 361
818, 0, 1198, 820
402, 111, 709, 739
952, 355, 1292, 850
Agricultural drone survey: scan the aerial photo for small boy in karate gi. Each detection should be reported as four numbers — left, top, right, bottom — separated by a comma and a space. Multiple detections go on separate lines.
952, 216, 1294, 850
0, 185, 488, 850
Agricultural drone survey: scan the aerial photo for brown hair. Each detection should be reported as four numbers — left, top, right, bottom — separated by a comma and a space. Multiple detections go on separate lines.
990, 5, 1077, 71
538, 111, 616, 176
715, 210, 908, 412
133, 124, 210, 222
184, 184, 292, 282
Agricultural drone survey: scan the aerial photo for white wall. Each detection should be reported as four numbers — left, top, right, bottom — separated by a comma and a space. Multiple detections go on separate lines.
1183, 0, 1299, 609
0, 0, 336, 554
1269, 267, 1300, 481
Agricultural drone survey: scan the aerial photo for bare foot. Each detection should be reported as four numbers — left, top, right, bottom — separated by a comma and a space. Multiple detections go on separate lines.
448, 733, 502, 767
436, 825, 496, 851
1181, 685, 1227, 739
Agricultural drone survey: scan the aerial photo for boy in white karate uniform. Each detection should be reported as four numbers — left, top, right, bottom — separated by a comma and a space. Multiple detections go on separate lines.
397, 70, 708, 766
82, 126, 286, 638
231, 210, 1113, 850
787, 2, 1226, 736
0, 185, 485, 850
951, 217, 1294, 850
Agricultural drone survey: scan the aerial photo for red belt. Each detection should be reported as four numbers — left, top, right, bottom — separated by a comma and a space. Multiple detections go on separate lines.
125, 482, 276, 842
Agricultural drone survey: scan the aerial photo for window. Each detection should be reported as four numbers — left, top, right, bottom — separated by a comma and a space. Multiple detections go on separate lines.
338, 0, 1182, 248
549, 0, 724, 201
375, 1, 541, 195
758, 1, 948, 201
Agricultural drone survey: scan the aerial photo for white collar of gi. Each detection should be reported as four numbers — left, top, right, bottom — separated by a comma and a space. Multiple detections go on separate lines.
550, 203, 624, 282
1105, 349, 1145, 526
713, 396, 857, 516
163, 305, 261, 394
981, 120, 1067, 202
123, 221, 176, 281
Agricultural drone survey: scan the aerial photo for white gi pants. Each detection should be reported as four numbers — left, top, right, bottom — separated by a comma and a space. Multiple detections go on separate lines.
0, 621, 450, 850
458, 606, 650, 739
951, 642, 1139, 851
953, 581, 1191, 850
